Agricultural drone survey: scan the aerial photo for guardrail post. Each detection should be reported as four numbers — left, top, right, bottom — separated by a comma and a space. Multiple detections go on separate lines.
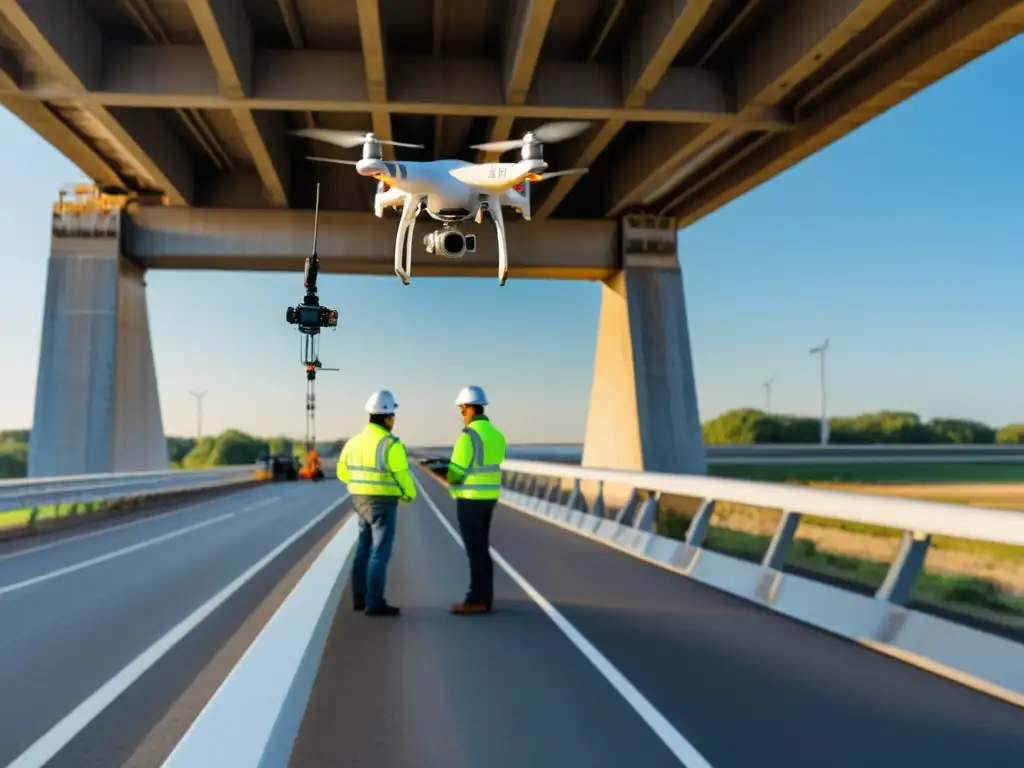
615, 489, 640, 525
546, 479, 562, 504
762, 511, 802, 571
876, 531, 931, 606
592, 480, 606, 519
565, 479, 589, 513
684, 499, 716, 547
634, 491, 661, 532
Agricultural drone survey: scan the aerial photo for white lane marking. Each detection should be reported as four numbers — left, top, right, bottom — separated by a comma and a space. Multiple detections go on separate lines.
0, 495, 286, 596
414, 476, 714, 768
0, 485, 272, 564
4, 492, 351, 768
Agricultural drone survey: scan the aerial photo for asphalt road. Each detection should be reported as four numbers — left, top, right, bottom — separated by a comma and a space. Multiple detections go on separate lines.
0, 480, 351, 768
292, 467, 1024, 768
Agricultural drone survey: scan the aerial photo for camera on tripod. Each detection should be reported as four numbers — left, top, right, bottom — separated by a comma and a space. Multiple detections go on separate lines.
286, 302, 338, 334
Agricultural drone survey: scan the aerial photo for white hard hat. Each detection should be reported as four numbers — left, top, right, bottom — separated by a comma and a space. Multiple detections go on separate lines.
364, 389, 398, 415
455, 385, 488, 407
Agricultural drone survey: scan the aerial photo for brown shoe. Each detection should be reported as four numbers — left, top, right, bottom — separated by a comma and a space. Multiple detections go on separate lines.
449, 602, 491, 615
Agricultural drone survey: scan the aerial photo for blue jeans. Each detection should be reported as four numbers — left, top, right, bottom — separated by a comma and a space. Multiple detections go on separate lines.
350, 495, 398, 609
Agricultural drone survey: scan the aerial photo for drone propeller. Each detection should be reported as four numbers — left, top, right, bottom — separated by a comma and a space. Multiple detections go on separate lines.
530, 168, 589, 181
306, 156, 360, 166
291, 129, 425, 150
470, 121, 591, 153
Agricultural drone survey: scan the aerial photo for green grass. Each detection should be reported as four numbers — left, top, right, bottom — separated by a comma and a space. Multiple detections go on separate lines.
656, 510, 1024, 626
709, 461, 1024, 484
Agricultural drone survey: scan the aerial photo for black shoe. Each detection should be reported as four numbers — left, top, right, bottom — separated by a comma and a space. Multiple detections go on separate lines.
365, 603, 401, 616
353, 602, 365, 612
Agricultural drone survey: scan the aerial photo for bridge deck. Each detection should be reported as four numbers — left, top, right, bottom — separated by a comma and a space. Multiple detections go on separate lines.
293, 469, 1024, 767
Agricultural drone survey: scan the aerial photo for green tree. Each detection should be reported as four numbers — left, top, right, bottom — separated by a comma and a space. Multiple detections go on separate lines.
996, 424, 1024, 444
167, 437, 196, 463
928, 419, 996, 444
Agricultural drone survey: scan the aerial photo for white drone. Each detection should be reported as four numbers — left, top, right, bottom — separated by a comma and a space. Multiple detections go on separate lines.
290, 121, 592, 285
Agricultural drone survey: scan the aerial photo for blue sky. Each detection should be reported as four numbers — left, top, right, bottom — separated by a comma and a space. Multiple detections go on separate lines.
1, 35, 1022, 446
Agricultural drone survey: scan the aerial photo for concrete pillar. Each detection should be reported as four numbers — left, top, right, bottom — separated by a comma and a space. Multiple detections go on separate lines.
29, 203, 168, 477
581, 217, 706, 475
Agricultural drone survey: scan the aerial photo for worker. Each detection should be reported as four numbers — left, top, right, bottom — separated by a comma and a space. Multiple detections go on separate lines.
337, 389, 416, 616
446, 385, 506, 615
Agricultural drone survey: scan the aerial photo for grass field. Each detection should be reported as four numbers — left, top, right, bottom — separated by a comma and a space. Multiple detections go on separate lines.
709, 461, 1024, 484
651, 472, 1024, 630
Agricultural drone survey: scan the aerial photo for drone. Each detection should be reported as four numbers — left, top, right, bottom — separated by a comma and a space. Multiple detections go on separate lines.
290, 120, 592, 286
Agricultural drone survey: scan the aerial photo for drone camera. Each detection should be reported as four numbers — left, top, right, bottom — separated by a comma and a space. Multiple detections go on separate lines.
424, 226, 475, 259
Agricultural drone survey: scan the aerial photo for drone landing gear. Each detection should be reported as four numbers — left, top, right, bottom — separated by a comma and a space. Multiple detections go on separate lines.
486, 195, 509, 286
393, 194, 420, 285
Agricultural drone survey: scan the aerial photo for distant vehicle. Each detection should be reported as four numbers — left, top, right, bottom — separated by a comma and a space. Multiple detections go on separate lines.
256, 454, 299, 482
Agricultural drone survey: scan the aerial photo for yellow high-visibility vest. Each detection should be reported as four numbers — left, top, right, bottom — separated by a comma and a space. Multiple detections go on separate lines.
338, 423, 416, 500
447, 417, 505, 500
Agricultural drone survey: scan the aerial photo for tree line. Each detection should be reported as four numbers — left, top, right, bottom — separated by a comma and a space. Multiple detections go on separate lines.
0, 429, 346, 479
703, 410, 1024, 445
4, 409, 1024, 478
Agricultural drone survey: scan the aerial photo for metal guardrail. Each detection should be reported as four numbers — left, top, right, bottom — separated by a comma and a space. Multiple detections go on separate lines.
496, 459, 1024, 704
412, 443, 1024, 465
0, 467, 258, 515
500, 459, 1024, 605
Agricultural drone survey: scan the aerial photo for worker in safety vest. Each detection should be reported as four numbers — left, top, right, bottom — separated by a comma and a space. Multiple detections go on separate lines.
446, 385, 506, 615
337, 389, 416, 616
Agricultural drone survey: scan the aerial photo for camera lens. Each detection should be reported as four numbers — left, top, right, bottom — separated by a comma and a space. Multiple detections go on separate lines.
442, 232, 464, 255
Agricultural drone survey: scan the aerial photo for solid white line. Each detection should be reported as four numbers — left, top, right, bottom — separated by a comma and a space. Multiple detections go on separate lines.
0, 486, 270, 565
0, 513, 235, 597
413, 476, 714, 768
3, 492, 351, 768
0, 494, 284, 595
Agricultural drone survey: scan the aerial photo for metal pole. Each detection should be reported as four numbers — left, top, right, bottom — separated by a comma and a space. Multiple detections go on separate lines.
189, 390, 207, 439
809, 340, 829, 445
820, 346, 827, 444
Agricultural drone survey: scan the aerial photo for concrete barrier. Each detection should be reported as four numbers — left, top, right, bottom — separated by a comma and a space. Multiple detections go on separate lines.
163, 514, 360, 767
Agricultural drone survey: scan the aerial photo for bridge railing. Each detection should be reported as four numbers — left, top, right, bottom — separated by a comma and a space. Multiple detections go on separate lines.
0, 467, 260, 535
162, 461, 1024, 765
498, 459, 1024, 704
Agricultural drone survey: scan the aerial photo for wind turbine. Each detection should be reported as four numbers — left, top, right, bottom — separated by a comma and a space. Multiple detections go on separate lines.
763, 373, 777, 412
809, 339, 829, 445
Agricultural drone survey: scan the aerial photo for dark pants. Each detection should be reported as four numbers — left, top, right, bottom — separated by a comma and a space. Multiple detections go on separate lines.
350, 495, 399, 609
456, 498, 497, 605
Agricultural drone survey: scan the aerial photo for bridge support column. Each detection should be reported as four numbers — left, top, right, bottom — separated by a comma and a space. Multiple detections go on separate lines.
582, 217, 706, 475
29, 195, 168, 477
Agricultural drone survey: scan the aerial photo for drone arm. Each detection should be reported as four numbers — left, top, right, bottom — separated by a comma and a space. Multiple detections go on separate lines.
487, 194, 508, 286
394, 194, 418, 285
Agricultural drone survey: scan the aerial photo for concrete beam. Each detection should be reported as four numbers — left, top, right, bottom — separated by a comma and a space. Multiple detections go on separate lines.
535, 0, 716, 218
606, 0, 901, 215
1, 42, 121, 185
184, 0, 290, 206
125, 207, 619, 279
16, 46, 789, 128
0, 0, 194, 203
355, 0, 394, 160
478, 0, 558, 163
669, 0, 1024, 224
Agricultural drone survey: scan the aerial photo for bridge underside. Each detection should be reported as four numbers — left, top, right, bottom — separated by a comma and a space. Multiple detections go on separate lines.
15, 0, 1024, 478
0, 1, 1021, 222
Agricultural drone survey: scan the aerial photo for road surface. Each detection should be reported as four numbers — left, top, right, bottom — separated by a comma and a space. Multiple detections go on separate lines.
0, 480, 350, 767
292, 467, 1024, 767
